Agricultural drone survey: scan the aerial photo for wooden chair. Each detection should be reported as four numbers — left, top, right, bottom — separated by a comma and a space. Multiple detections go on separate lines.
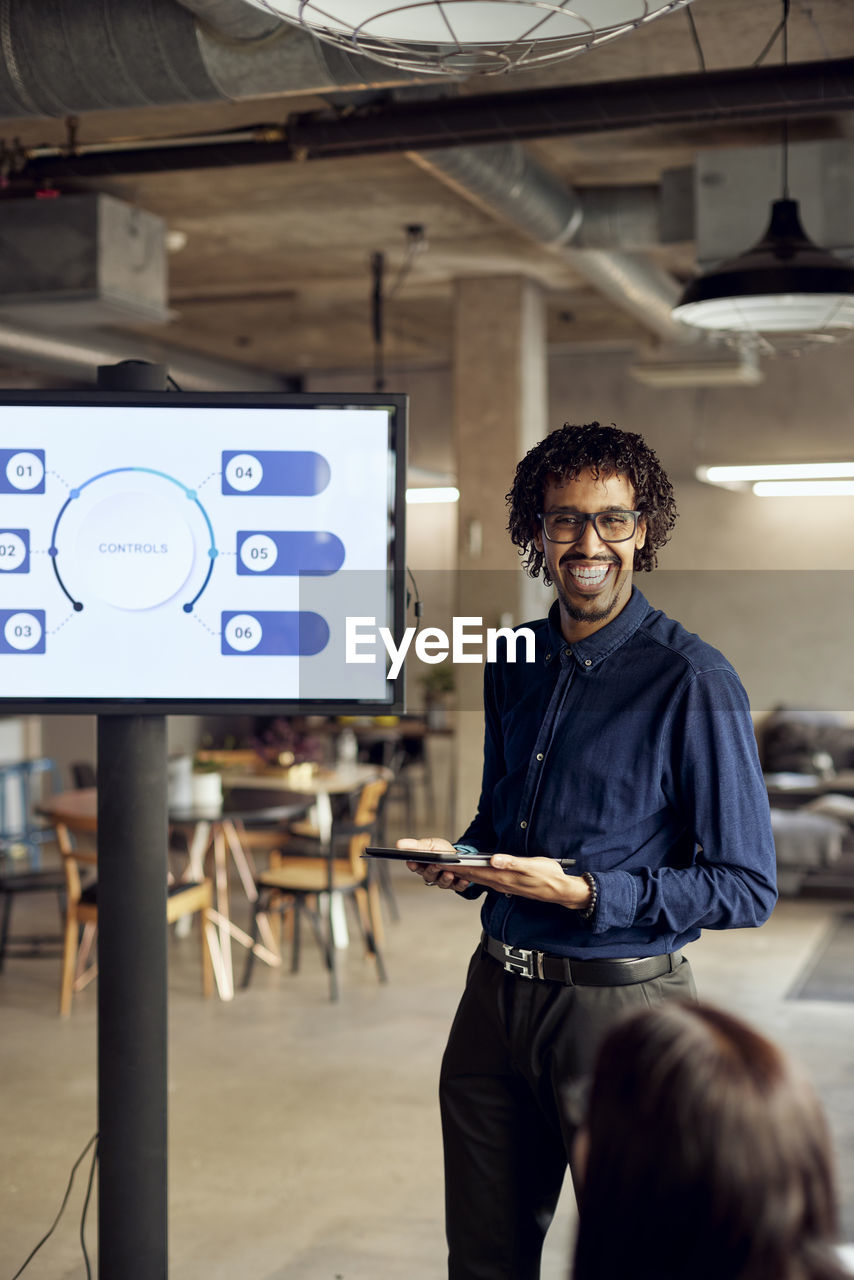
242, 776, 389, 1001
55, 814, 215, 1016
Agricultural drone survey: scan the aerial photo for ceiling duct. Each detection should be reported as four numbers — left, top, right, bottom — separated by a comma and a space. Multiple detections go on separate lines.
412, 143, 698, 346
0, 0, 423, 120
0, 193, 171, 328
410, 142, 761, 382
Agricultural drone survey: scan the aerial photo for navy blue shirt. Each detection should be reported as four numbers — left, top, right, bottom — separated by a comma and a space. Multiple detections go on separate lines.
457, 587, 777, 959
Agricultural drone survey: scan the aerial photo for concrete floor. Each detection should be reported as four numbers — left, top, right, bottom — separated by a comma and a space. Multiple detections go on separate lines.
2, 839, 854, 1279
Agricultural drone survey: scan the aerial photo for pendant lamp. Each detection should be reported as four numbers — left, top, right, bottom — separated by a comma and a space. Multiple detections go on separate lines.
243, 1, 698, 75
672, 0, 854, 352
671, 198, 854, 348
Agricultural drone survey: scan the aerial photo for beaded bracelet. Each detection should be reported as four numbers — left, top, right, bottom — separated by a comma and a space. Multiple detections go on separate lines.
579, 871, 598, 921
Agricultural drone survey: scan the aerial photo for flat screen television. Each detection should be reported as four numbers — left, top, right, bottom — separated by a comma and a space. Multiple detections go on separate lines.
0, 390, 406, 715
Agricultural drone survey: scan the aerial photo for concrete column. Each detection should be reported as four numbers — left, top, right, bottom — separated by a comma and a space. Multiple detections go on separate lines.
452, 276, 550, 835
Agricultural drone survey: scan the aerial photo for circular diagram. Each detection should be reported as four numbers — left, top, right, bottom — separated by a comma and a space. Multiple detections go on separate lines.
51, 466, 217, 613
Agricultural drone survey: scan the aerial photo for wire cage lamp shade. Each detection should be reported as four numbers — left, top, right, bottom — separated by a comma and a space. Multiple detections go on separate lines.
672, 198, 854, 354
244, 1, 699, 75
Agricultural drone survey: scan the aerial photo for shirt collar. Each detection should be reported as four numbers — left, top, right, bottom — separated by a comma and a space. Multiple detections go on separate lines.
543, 586, 652, 669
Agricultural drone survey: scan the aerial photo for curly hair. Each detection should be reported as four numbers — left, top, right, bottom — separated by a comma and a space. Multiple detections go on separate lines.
506, 422, 677, 580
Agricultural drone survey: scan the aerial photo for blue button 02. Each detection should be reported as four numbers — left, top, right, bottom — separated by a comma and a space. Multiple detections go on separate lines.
0, 529, 30, 574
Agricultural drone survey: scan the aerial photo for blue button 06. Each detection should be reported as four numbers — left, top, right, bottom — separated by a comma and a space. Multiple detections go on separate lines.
221, 611, 329, 656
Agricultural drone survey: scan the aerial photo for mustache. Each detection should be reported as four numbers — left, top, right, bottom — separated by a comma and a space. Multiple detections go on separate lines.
560, 553, 621, 568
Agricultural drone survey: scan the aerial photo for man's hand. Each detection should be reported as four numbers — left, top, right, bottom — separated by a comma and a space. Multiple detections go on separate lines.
463, 855, 592, 909
396, 841, 593, 909
396, 837, 474, 892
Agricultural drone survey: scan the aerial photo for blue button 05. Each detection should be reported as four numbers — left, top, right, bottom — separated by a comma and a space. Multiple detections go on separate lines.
236, 530, 345, 576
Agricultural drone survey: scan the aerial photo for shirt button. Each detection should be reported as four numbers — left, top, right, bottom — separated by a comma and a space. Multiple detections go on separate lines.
564, 648, 571, 657
584, 659, 592, 666
520, 820, 528, 829
545, 652, 552, 661
536, 753, 544, 761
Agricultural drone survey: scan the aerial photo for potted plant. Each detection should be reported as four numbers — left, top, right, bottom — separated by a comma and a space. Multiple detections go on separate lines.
421, 662, 456, 729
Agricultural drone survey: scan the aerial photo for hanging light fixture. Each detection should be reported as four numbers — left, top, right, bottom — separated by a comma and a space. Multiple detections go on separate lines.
243, 2, 699, 76
671, 196, 854, 349
672, 0, 854, 352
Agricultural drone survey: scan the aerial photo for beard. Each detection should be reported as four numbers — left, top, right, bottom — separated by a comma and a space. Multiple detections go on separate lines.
554, 564, 629, 625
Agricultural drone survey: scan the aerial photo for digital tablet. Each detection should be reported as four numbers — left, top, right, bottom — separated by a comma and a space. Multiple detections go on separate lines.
363, 846, 493, 866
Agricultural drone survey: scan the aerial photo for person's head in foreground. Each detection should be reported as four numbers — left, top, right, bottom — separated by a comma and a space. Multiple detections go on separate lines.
572, 1001, 847, 1280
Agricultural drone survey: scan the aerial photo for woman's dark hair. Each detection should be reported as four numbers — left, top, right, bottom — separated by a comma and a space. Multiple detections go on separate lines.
572, 1002, 846, 1280
507, 422, 677, 581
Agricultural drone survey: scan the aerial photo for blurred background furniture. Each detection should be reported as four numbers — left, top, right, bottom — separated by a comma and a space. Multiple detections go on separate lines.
242, 774, 390, 1001
0, 757, 65, 968
760, 708, 854, 896
54, 807, 215, 1016
0, 757, 62, 866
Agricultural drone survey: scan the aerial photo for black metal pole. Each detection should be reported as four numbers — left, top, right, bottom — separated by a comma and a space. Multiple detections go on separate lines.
97, 715, 168, 1279
96, 359, 170, 1278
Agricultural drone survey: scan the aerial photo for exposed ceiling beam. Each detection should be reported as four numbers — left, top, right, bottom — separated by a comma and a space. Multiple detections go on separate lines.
9, 58, 852, 183
286, 57, 854, 160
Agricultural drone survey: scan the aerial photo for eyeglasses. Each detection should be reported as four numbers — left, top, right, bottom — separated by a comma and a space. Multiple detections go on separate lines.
539, 510, 642, 544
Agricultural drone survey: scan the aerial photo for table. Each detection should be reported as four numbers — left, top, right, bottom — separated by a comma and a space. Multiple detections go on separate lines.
39, 787, 310, 1000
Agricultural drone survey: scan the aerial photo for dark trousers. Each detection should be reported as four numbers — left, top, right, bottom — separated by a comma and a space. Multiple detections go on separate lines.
440, 944, 697, 1280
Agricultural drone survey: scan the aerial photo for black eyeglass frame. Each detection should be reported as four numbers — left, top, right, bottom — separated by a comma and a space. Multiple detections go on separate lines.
538, 510, 643, 544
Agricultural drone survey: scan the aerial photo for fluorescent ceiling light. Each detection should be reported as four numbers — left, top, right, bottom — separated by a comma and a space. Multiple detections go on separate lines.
245, 1, 699, 76
752, 480, 854, 497
698, 463, 854, 484
406, 486, 460, 505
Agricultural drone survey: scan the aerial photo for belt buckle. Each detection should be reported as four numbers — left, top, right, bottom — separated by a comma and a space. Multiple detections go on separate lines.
502, 944, 535, 978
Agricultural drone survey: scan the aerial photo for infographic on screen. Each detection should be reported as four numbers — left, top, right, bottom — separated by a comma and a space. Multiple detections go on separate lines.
0, 403, 396, 703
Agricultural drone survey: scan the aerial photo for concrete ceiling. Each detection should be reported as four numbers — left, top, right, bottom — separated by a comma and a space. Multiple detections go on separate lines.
0, 0, 852, 383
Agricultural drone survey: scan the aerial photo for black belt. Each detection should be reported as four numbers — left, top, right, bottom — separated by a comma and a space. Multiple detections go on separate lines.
482, 932, 681, 986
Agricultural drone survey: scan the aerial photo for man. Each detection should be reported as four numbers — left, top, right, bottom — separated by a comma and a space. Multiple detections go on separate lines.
399, 422, 777, 1280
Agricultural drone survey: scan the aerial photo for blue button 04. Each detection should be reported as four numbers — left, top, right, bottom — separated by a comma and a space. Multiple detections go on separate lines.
221, 451, 330, 497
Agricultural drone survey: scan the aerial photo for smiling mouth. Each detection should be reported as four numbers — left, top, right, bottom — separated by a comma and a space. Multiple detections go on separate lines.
563, 561, 617, 591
